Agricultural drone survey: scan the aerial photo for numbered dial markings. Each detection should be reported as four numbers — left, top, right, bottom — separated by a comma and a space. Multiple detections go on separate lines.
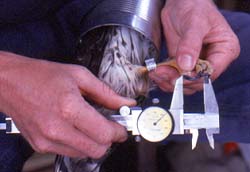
137, 107, 174, 142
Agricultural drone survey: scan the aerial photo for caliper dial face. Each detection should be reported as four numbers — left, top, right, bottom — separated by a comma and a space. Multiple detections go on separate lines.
137, 106, 173, 142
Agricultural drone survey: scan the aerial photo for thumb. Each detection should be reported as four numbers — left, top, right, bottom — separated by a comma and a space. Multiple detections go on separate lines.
73, 67, 136, 109
176, 30, 204, 72
84, 82, 137, 110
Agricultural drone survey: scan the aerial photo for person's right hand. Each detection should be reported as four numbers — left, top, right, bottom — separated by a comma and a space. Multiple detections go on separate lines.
150, 0, 240, 95
0, 51, 136, 158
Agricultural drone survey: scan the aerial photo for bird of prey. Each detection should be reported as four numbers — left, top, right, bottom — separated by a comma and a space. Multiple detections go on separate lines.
56, 26, 158, 172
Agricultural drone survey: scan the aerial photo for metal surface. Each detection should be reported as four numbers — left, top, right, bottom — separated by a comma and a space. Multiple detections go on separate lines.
110, 105, 174, 142
0, 117, 20, 134
80, 0, 164, 51
137, 106, 173, 142
0, 123, 6, 130
76, 0, 164, 73
145, 58, 157, 71
169, 76, 184, 135
169, 76, 220, 149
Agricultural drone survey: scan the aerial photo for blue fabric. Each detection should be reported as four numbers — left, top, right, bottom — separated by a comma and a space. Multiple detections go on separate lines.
0, 1, 250, 171
0, 130, 33, 172
0, 0, 101, 60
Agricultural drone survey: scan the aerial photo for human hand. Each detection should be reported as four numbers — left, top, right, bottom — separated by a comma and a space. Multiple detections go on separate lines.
149, 0, 240, 94
0, 51, 136, 158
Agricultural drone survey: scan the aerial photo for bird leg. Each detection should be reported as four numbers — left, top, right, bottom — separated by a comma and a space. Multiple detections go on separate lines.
138, 58, 213, 76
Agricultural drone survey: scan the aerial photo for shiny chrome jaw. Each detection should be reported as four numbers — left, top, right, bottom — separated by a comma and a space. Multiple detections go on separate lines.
169, 76, 220, 149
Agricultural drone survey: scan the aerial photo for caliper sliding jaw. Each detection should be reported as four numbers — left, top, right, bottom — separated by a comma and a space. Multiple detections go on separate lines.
170, 75, 220, 149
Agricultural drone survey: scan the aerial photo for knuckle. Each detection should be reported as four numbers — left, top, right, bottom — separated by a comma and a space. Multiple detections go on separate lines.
233, 37, 241, 59
60, 94, 78, 121
160, 7, 169, 20
227, 32, 241, 60
45, 127, 59, 141
160, 9, 166, 20
70, 65, 90, 76
75, 65, 87, 72
32, 139, 50, 154
40, 120, 62, 142
67, 64, 87, 72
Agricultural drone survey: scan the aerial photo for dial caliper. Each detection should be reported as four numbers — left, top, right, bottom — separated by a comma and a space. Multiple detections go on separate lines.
110, 75, 220, 149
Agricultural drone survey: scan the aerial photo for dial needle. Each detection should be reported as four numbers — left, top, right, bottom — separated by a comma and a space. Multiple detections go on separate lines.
153, 114, 165, 126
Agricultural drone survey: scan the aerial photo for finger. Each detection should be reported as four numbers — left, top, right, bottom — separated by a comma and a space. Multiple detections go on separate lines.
43, 119, 111, 159
149, 66, 179, 92
159, 83, 174, 93
72, 67, 136, 109
20, 117, 108, 158
150, 66, 180, 84
60, 129, 110, 159
183, 78, 203, 86
30, 137, 89, 158
176, 29, 204, 72
183, 88, 197, 95
184, 83, 203, 93
149, 74, 174, 92
205, 41, 240, 80
66, 95, 128, 144
149, 72, 172, 91
202, 15, 240, 79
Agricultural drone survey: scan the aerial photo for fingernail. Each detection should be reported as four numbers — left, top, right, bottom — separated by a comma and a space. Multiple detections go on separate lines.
178, 55, 195, 72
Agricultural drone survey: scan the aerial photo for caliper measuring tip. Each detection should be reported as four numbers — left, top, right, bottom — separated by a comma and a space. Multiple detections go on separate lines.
190, 129, 199, 150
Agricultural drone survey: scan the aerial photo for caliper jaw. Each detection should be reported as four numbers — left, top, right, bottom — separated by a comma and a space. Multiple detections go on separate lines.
169, 76, 220, 149
203, 76, 220, 149
169, 75, 184, 135
0, 117, 20, 134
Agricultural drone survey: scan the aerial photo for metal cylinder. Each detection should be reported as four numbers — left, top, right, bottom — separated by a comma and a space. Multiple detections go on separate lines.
80, 0, 164, 50
76, 0, 164, 75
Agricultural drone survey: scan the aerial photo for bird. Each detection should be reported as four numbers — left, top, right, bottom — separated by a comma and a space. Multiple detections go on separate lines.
95, 26, 158, 115
56, 26, 158, 172
98, 26, 157, 98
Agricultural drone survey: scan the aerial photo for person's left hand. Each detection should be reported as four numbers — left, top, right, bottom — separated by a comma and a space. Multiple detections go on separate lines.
149, 0, 240, 95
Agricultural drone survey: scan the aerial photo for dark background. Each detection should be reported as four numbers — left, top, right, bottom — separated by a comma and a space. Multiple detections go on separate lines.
215, 0, 250, 12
